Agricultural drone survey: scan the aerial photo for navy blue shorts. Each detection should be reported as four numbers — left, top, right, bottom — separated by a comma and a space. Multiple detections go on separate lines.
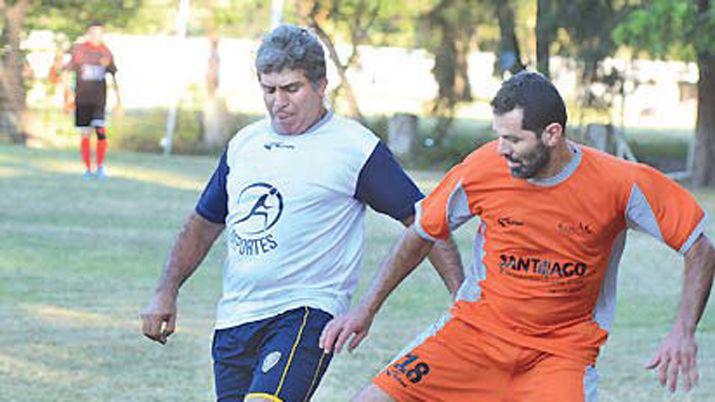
212, 306, 334, 402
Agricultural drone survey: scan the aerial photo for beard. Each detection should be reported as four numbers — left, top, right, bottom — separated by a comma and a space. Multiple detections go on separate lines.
507, 141, 551, 178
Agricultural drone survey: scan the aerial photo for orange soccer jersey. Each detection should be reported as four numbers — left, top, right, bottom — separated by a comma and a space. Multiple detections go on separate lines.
415, 141, 705, 365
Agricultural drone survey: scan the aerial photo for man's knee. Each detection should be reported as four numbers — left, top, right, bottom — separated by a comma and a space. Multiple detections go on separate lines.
95, 126, 107, 140
352, 384, 395, 402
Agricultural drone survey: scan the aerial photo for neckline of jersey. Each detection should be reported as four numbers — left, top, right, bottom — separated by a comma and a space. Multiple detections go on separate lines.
82, 41, 105, 49
268, 109, 334, 138
526, 141, 582, 187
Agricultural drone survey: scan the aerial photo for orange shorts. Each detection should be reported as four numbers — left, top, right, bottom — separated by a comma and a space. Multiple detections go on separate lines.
373, 318, 596, 402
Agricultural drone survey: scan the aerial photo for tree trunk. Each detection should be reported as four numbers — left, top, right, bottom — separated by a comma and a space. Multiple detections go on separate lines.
308, 19, 365, 125
0, 0, 32, 143
693, 0, 715, 187
536, 0, 554, 78
202, 31, 228, 148
455, 35, 473, 102
495, 0, 525, 76
423, 0, 475, 146
430, 26, 457, 146
693, 54, 715, 187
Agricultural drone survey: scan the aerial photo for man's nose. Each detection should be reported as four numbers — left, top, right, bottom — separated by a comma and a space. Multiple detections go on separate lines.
497, 138, 510, 156
274, 90, 289, 106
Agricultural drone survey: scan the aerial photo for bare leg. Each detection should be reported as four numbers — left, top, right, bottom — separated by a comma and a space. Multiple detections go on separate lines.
80, 129, 92, 174
352, 384, 396, 402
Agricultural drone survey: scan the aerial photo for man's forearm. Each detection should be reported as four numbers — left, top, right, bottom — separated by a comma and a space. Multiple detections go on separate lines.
359, 226, 434, 316
676, 234, 715, 333
61, 71, 72, 97
154, 212, 224, 295
400, 214, 464, 295
427, 237, 464, 296
112, 75, 121, 103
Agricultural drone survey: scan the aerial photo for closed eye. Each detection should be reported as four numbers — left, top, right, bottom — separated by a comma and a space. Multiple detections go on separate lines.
501, 135, 520, 144
281, 83, 302, 93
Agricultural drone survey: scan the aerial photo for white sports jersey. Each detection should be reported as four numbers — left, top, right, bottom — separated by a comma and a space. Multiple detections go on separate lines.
196, 112, 423, 329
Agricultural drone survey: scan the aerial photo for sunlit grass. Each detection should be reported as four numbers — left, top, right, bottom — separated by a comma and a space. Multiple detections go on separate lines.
1, 144, 713, 401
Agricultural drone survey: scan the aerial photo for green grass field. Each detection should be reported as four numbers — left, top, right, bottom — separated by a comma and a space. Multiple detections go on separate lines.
0, 144, 713, 401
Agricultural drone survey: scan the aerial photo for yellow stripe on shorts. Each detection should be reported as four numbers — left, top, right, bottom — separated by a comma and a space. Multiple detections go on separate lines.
274, 306, 310, 397
302, 352, 327, 402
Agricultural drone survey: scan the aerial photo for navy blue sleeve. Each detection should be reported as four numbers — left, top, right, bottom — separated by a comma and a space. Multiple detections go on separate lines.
195, 149, 229, 224
354, 142, 424, 221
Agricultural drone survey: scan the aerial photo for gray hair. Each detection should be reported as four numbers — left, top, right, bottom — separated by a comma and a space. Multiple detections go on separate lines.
255, 24, 326, 87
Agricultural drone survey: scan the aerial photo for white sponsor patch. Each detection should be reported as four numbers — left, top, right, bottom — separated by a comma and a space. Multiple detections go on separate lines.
262, 351, 282, 373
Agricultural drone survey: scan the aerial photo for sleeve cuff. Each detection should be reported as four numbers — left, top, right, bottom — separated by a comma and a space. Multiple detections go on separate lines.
195, 204, 225, 224
414, 201, 438, 242
678, 214, 708, 254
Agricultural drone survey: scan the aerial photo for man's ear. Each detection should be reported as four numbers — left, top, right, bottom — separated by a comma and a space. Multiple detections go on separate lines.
316, 77, 328, 95
541, 122, 563, 147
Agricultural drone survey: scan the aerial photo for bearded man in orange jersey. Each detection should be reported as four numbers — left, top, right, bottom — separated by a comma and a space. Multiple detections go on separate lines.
321, 71, 715, 402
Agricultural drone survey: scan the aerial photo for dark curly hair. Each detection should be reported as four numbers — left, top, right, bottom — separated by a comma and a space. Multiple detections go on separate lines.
490, 71, 567, 135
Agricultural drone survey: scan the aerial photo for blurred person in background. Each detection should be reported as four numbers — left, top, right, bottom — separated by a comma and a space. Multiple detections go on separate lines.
62, 21, 121, 179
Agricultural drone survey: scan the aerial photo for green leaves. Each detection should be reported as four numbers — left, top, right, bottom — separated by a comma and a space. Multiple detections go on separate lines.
612, 0, 714, 61
25, 0, 142, 40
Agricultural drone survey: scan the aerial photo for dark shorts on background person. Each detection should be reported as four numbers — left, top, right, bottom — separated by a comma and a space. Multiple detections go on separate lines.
212, 306, 334, 402
75, 103, 106, 128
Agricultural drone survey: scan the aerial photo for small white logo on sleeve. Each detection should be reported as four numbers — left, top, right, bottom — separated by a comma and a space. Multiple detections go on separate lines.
262, 351, 282, 373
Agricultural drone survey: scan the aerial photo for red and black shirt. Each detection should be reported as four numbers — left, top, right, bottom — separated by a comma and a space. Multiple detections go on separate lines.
65, 42, 117, 106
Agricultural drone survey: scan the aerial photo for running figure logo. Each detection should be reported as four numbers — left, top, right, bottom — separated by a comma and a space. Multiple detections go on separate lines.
233, 183, 284, 236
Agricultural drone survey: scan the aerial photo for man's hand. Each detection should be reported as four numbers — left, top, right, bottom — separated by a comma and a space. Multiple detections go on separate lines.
139, 213, 223, 346
63, 92, 75, 114
645, 328, 699, 393
319, 225, 435, 355
319, 305, 374, 354
112, 102, 124, 118
647, 234, 715, 393
140, 291, 178, 345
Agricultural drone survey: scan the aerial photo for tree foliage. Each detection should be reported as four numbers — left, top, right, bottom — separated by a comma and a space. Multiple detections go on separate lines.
614, 0, 715, 187
416, 0, 482, 143
294, 0, 386, 122
551, 0, 635, 82
191, 0, 273, 38
531, 1, 637, 122
25, 0, 141, 40
613, 0, 715, 60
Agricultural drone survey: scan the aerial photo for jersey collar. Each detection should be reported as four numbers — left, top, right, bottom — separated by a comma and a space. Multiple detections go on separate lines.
269, 109, 334, 137
526, 141, 582, 187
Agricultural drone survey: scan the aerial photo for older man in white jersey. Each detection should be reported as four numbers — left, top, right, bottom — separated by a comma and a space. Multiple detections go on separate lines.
140, 24, 463, 402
